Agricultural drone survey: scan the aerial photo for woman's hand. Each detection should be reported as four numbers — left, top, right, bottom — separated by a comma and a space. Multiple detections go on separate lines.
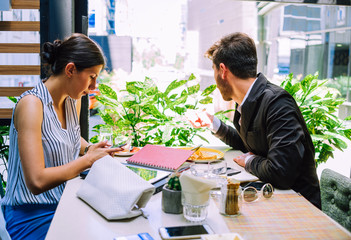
85, 141, 124, 165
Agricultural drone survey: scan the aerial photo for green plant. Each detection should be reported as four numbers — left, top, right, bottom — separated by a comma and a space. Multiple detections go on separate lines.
166, 173, 181, 191
91, 73, 226, 147
325, 76, 350, 99
0, 125, 10, 197
281, 73, 351, 166
0, 96, 17, 196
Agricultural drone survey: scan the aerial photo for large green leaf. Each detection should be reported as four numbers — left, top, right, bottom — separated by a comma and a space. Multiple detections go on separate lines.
98, 84, 117, 100
201, 84, 216, 96
95, 95, 118, 108
188, 73, 196, 81
199, 96, 213, 104
126, 81, 143, 94
187, 84, 200, 95
164, 79, 187, 96
141, 105, 166, 119
167, 95, 188, 109
99, 113, 115, 126
8, 96, 18, 103
332, 138, 347, 150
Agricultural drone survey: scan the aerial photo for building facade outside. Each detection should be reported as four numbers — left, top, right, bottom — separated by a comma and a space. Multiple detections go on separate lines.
261, 3, 351, 102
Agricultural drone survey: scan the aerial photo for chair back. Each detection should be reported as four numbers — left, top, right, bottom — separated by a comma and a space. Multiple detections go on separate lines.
320, 168, 351, 232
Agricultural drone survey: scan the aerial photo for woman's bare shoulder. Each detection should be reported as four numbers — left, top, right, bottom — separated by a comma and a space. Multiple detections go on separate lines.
14, 95, 43, 129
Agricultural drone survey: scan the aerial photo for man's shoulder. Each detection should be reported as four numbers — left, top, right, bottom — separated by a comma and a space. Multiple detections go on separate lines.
261, 82, 291, 100
254, 73, 288, 97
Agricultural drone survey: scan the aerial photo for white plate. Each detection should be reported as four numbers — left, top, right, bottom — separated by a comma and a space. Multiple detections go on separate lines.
115, 147, 140, 157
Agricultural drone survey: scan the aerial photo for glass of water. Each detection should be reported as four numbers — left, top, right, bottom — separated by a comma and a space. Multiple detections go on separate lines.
208, 160, 227, 198
113, 130, 132, 151
99, 126, 113, 145
181, 191, 210, 222
190, 163, 211, 178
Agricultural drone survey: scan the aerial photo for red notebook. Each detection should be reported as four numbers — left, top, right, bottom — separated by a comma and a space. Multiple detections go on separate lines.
126, 144, 193, 171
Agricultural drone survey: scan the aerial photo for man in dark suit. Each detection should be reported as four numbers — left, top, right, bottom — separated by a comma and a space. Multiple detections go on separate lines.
189, 32, 321, 208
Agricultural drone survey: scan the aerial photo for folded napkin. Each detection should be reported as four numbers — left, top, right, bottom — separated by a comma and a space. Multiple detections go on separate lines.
76, 155, 155, 220
179, 172, 217, 205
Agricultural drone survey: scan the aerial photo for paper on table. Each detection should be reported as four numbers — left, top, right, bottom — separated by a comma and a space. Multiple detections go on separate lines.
179, 172, 217, 205
229, 162, 259, 183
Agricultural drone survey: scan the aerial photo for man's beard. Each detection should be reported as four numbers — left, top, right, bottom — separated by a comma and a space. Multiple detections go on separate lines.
216, 74, 233, 101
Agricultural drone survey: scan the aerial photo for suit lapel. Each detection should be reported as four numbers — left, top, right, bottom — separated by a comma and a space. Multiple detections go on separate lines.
239, 73, 268, 140
233, 108, 241, 133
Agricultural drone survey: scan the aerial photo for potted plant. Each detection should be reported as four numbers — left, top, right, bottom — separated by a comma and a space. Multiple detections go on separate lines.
162, 173, 183, 214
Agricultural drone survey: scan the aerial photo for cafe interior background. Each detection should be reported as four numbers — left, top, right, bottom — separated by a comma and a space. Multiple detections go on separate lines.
0, 0, 350, 184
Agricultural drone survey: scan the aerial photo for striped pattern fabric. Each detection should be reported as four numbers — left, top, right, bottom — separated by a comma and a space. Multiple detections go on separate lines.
214, 193, 351, 240
2, 81, 81, 206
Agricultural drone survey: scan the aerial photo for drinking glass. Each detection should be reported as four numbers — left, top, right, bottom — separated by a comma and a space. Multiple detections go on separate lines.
190, 163, 211, 178
99, 126, 113, 145
114, 130, 132, 152
181, 191, 210, 222
208, 160, 227, 198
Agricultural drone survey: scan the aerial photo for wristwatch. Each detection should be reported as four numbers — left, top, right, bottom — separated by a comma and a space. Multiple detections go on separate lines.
84, 144, 92, 155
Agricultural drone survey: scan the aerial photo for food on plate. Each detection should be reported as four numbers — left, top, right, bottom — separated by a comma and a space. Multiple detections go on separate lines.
189, 149, 218, 160
130, 147, 140, 153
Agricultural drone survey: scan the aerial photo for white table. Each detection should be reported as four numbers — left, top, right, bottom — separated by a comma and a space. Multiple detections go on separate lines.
46, 147, 350, 240
46, 146, 238, 240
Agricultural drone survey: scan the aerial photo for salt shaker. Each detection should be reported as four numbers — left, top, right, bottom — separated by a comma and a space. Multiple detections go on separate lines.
219, 179, 242, 216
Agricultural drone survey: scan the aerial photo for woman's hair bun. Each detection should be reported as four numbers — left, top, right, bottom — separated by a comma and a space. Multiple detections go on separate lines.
42, 40, 62, 64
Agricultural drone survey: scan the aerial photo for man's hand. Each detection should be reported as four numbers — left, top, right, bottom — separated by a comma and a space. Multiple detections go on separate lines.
233, 152, 254, 167
186, 110, 214, 128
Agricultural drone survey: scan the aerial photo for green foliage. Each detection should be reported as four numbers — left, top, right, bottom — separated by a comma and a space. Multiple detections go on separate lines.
0, 96, 16, 196
167, 174, 181, 191
0, 125, 9, 197
281, 73, 351, 166
91, 73, 220, 147
325, 76, 350, 99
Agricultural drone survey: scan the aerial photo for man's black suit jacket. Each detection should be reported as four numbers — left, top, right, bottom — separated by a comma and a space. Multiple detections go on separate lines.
215, 73, 321, 208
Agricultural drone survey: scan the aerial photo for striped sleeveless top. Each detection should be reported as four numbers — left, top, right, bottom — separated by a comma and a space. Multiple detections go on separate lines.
2, 81, 81, 205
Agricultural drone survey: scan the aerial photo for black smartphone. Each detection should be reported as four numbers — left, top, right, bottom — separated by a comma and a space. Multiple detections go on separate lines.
226, 167, 241, 176
80, 169, 90, 179
111, 142, 127, 148
159, 225, 214, 239
241, 181, 265, 191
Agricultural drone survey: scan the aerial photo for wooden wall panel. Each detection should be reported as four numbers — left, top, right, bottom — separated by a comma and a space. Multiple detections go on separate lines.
0, 87, 33, 96
0, 21, 40, 31
0, 43, 40, 53
0, 65, 40, 75
11, 0, 40, 9
0, 109, 13, 119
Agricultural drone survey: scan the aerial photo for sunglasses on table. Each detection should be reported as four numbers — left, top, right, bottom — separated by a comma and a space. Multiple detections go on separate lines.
241, 182, 274, 202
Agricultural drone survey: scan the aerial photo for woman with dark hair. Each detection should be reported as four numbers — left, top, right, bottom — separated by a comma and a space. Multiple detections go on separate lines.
1, 33, 122, 239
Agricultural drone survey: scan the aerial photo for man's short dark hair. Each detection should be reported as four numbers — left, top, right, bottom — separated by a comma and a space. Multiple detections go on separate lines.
205, 32, 257, 79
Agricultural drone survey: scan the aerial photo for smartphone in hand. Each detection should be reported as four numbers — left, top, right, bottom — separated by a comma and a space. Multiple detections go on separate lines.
111, 142, 127, 148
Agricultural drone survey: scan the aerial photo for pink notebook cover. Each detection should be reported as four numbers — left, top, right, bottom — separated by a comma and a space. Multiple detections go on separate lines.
126, 144, 193, 171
